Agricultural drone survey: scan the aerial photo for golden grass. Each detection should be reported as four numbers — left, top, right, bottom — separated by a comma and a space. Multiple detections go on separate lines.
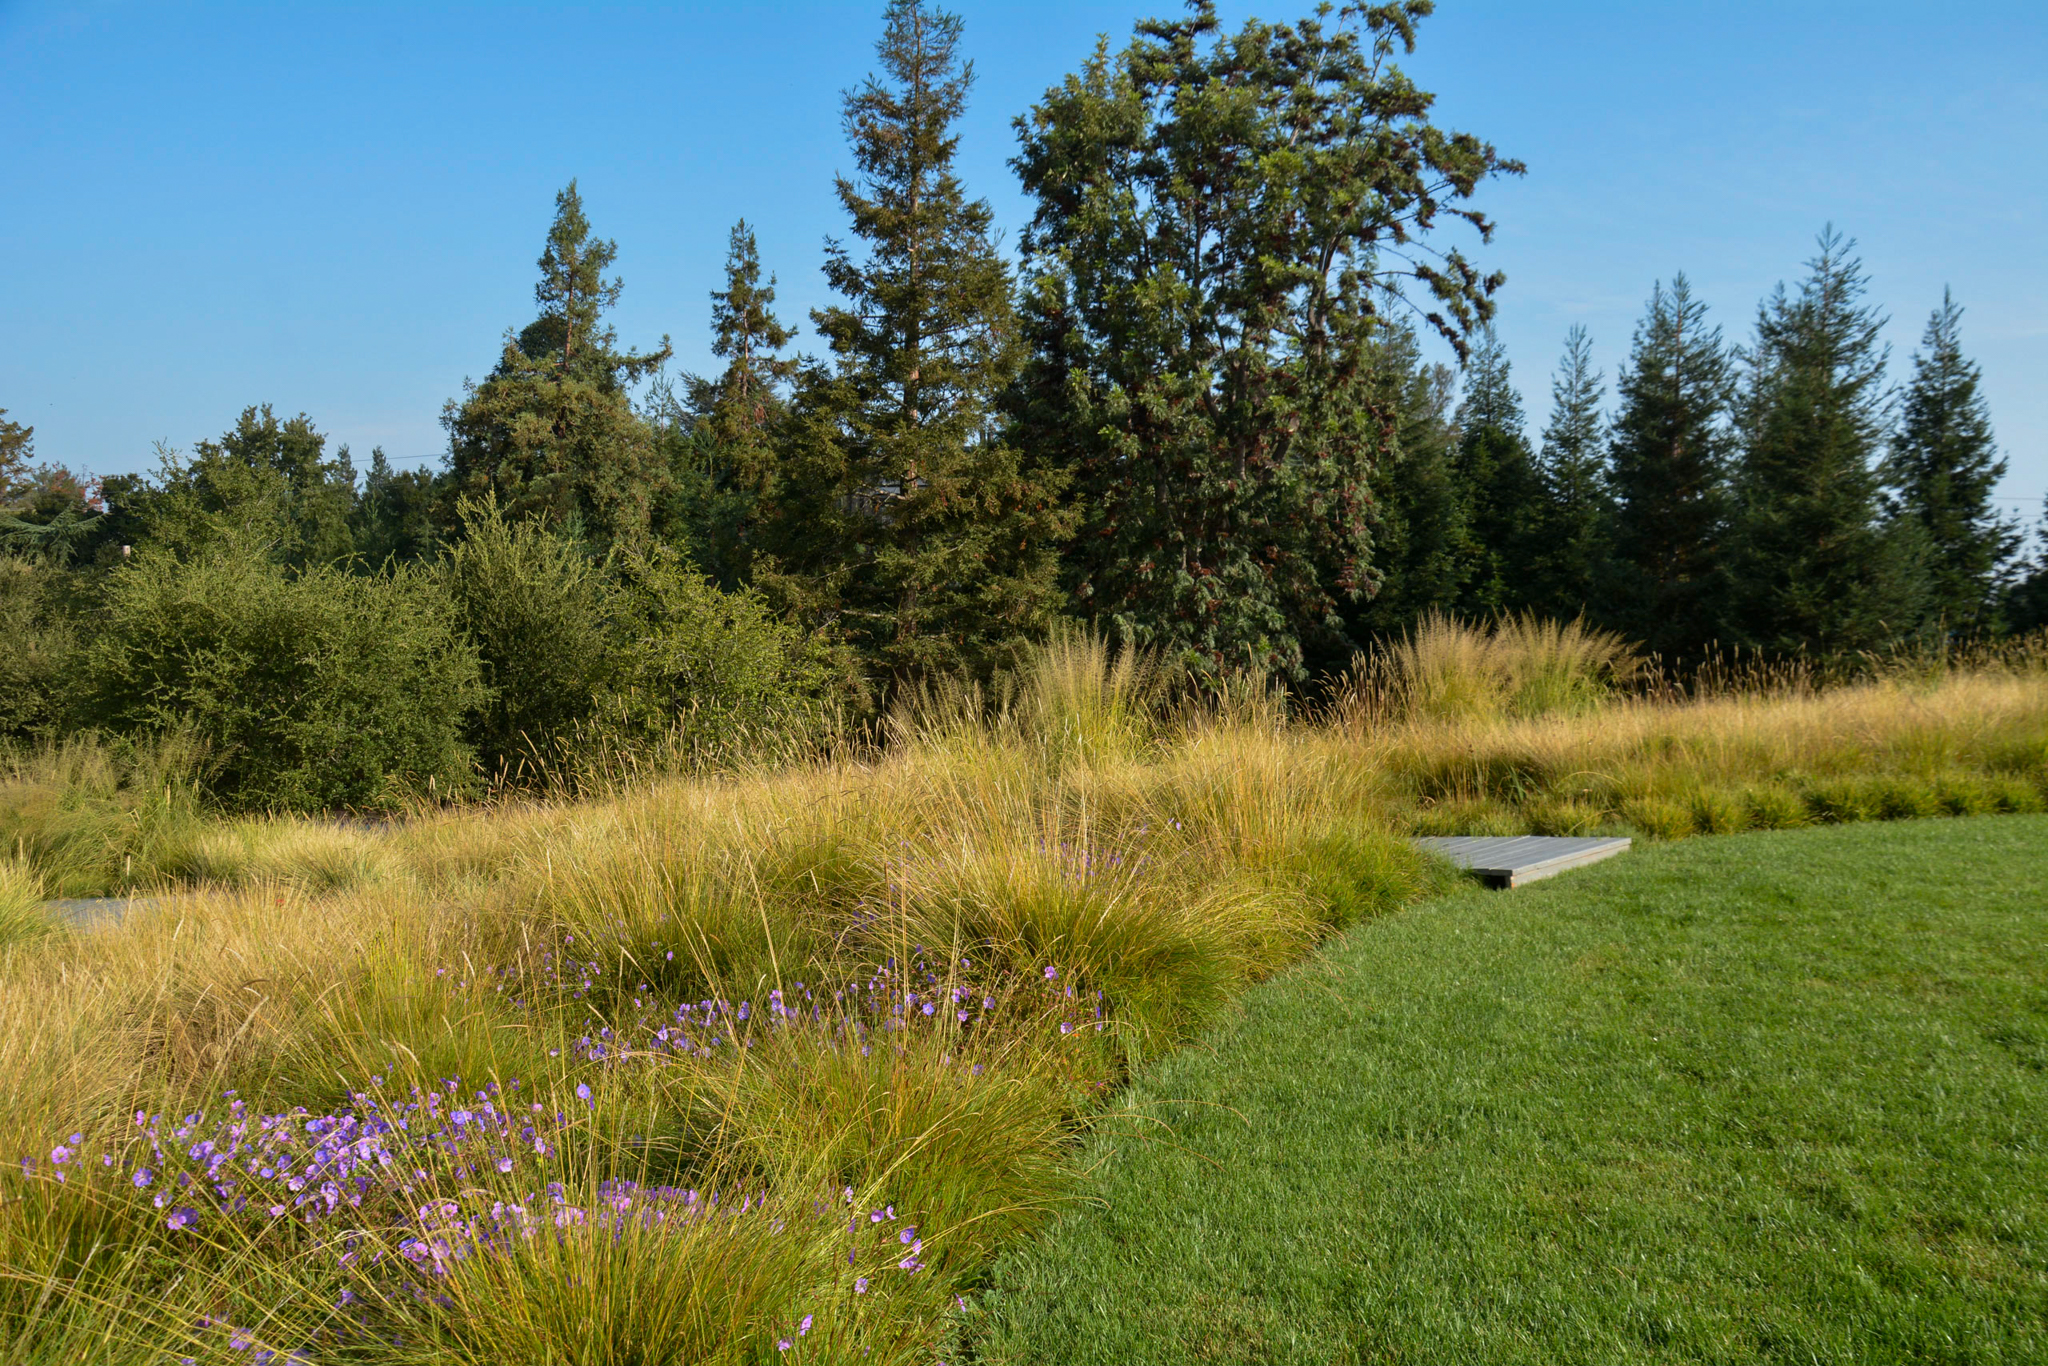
1, 629, 2044, 1360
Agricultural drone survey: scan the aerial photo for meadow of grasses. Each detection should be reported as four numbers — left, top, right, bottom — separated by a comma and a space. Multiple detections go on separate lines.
1, 622, 2044, 1363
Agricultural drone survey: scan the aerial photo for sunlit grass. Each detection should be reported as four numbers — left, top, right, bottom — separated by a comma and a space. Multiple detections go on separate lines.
0, 627, 2043, 1360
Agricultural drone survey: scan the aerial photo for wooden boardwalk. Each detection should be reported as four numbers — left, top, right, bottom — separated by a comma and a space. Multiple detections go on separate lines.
1413, 835, 1631, 888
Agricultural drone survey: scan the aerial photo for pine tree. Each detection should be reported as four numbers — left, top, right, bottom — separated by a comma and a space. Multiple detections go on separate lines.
1011, 1, 1519, 677
1604, 274, 1733, 659
444, 182, 672, 547
1726, 229, 1921, 656
1527, 325, 1609, 618
672, 221, 799, 587
1885, 290, 2019, 634
1449, 328, 1541, 619
762, 0, 1070, 682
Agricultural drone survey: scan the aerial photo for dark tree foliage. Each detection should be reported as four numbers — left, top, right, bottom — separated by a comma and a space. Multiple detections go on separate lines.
761, 0, 1071, 683
667, 220, 800, 588
1447, 327, 1540, 619
1726, 229, 1921, 656
1, 405, 106, 566
0, 409, 33, 505
1885, 291, 2019, 634
1010, 0, 1519, 677
107, 407, 359, 567
444, 181, 672, 547
1604, 275, 1734, 660
2006, 498, 2048, 634
1340, 325, 1464, 648
1527, 324, 1610, 618
351, 448, 442, 567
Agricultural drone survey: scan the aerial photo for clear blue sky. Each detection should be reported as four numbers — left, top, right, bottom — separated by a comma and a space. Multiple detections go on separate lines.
3, 0, 2043, 522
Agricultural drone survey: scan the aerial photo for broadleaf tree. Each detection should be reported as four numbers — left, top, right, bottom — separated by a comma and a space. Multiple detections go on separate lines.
1009, 0, 1519, 678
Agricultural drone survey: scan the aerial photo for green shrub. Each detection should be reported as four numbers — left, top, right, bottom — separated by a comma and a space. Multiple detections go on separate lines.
82, 535, 482, 811
0, 559, 77, 743
443, 498, 616, 780
590, 544, 839, 771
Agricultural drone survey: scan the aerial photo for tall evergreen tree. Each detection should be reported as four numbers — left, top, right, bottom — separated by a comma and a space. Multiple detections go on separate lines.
1604, 274, 1733, 659
1726, 229, 1921, 656
1448, 327, 1540, 618
2005, 497, 2048, 634
1527, 324, 1610, 618
351, 448, 441, 566
1011, 0, 1519, 677
116, 406, 358, 566
761, 0, 1070, 682
0, 409, 33, 506
444, 182, 672, 546
1344, 326, 1465, 647
672, 220, 799, 587
1884, 290, 2018, 633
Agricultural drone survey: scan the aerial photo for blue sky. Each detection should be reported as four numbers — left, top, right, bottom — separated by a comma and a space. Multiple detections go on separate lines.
3, 0, 2043, 523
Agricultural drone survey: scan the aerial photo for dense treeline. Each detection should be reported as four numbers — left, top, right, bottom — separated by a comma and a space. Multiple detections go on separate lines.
4, 0, 2045, 810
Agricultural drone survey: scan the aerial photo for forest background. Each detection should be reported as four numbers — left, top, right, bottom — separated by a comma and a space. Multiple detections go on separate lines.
4, 0, 2047, 813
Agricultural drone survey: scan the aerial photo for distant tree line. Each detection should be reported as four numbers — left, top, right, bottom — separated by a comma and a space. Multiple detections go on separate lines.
4, 0, 2044, 809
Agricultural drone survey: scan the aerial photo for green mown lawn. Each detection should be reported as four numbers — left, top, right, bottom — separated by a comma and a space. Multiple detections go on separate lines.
972, 816, 2048, 1364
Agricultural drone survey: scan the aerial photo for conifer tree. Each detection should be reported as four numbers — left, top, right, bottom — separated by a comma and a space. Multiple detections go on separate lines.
1449, 328, 1541, 618
1726, 229, 1921, 656
0, 409, 33, 506
444, 182, 672, 546
2005, 497, 2048, 634
1344, 327, 1465, 646
1528, 325, 1610, 619
352, 448, 441, 566
1604, 274, 1733, 659
1885, 291, 2018, 633
762, 0, 1070, 682
674, 220, 799, 586
1012, 0, 1519, 677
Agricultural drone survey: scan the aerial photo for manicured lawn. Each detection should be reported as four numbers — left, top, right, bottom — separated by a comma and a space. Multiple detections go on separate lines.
973, 816, 2048, 1364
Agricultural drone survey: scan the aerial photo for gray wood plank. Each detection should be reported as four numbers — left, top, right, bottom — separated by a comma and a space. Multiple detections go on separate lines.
1413, 834, 1631, 887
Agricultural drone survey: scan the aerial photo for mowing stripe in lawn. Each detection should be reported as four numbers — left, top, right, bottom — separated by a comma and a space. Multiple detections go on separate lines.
972, 815, 2048, 1365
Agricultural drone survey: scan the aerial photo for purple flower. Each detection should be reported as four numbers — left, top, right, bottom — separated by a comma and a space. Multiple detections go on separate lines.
132, 1168, 154, 1188
799, 1314, 813, 1336
777, 1339, 791, 1352
167, 1207, 197, 1230
49, 1145, 71, 1165
497, 1158, 514, 1173
1043, 966, 1058, 981
899, 1226, 918, 1244
854, 1277, 869, 1294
